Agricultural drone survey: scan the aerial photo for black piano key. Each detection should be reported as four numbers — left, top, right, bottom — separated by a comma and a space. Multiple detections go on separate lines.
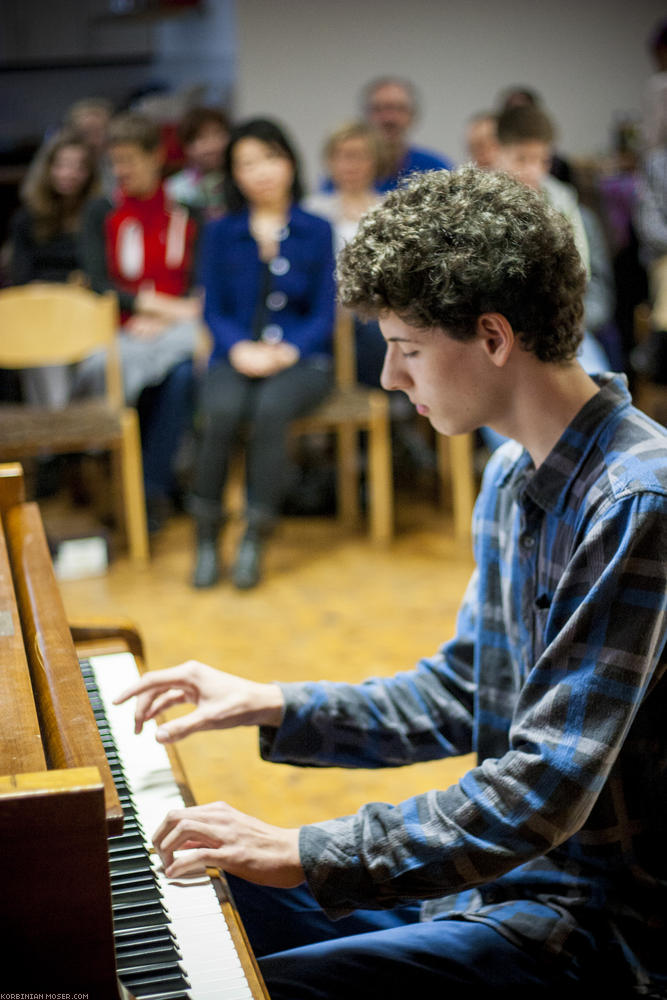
132, 991, 190, 1000
115, 928, 177, 953
119, 970, 190, 995
116, 949, 185, 975
112, 909, 171, 932
110, 872, 158, 891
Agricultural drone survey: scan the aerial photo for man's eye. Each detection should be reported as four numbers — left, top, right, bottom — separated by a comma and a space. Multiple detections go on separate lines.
401, 351, 419, 359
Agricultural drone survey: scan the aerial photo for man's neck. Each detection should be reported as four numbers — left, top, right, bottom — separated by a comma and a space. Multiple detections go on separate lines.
490, 358, 600, 468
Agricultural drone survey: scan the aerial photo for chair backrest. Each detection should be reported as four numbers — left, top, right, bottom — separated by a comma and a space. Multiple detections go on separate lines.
333, 306, 358, 390
0, 283, 122, 407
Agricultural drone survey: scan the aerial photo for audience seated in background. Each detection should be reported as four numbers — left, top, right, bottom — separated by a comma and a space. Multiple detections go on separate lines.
479, 104, 612, 454
642, 18, 667, 154
305, 121, 385, 386
495, 104, 609, 374
190, 117, 335, 591
165, 105, 230, 222
597, 123, 648, 367
8, 128, 100, 407
321, 76, 453, 194
496, 85, 573, 184
579, 202, 622, 370
64, 96, 116, 198
305, 122, 383, 254
634, 142, 667, 384
77, 111, 201, 533
191, 119, 335, 589
464, 110, 500, 170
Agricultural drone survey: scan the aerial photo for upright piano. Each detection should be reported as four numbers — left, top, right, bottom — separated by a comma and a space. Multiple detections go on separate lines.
0, 462, 270, 999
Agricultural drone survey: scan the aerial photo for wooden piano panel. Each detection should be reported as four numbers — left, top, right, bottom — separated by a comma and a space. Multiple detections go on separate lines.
0, 766, 119, 995
4, 499, 124, 833
0, 517, 46, 774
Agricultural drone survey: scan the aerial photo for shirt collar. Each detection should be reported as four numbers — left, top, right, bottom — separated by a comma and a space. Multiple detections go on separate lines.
507, 374, 632, 513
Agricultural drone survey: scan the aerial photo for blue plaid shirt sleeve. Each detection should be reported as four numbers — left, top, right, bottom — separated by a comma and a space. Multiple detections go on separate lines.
260, 570, 478, 769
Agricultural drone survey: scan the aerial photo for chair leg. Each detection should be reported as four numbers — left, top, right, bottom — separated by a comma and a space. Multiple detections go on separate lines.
367, 395, 393, 546
439, 433, 475, 544
119, 409, 149, 564
335, 424, 361, 528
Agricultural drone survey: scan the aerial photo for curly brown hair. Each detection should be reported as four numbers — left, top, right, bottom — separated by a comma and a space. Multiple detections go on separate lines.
336, 165, 586, 362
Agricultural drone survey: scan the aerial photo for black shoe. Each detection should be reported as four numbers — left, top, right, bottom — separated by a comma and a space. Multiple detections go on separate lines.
192, 540, 222, 588
232, 533, 263, 590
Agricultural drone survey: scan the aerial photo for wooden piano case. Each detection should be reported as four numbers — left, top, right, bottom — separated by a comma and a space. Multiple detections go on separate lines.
0, 463, 268, 998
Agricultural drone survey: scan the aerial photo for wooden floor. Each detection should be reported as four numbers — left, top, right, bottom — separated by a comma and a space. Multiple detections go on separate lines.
49, 485, 476, 830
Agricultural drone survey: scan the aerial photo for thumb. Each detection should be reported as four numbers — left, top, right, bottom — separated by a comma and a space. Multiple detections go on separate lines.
155, 706, 209, 743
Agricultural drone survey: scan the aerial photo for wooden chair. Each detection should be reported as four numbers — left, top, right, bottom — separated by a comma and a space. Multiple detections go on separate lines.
292, 312, 476, 545
289, 307, 394, 545
0, 283, 149, 563
632, 302, 667, 426
436, 431, 476, 544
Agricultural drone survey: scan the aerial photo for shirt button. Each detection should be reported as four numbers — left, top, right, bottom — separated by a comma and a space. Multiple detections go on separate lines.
261, 324, 284, 344
267, 290, 287, 311
270, 256, 290, 276
520, 533, 535, 549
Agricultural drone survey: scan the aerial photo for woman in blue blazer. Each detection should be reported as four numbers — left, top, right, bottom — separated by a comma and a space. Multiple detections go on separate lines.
192, 118, 335, 589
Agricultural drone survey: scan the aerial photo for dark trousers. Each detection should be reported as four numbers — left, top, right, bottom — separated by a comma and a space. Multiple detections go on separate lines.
138, 359, 195, 500
226, 876, 598, 1000
192, 359, 332, 519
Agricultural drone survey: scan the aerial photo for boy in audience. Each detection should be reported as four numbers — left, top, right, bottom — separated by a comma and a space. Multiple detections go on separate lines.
495, 104, 587, 263
165, 105, 230, 221
78, 112, 201, 532
495, 104, 610, 374
464, 109, 500, 170
116, 166, 667, 998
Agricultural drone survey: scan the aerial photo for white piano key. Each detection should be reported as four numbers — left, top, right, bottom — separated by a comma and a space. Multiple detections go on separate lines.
88, 651, 256, 1000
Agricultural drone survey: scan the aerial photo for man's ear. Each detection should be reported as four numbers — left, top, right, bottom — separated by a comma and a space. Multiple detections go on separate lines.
476, 313, 515, 368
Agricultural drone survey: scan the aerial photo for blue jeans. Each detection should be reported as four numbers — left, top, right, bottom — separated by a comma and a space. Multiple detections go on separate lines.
226, 876, 591, 999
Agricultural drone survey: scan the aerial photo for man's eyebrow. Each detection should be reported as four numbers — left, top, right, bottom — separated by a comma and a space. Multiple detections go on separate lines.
385, 336, 417, 343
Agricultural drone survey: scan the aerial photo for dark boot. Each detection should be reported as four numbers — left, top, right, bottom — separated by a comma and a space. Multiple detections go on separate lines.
232, 508, 275, 590
190, 496, 224, 589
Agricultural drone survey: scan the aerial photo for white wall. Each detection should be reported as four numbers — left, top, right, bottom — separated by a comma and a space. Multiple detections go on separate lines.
234, 0, 665, 191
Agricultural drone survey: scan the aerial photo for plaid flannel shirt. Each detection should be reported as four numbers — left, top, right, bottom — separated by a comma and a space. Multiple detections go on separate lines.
260, 374, 667, 993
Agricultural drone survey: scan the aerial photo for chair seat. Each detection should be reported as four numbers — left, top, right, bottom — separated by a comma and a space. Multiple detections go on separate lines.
0, 401, 123, 457
291, 386, 388, 432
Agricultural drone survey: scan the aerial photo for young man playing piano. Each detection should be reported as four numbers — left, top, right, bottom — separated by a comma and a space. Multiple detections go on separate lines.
117, 166, 667, 999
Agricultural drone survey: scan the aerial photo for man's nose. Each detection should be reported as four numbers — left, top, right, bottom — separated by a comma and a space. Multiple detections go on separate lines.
380, 347, 409, 392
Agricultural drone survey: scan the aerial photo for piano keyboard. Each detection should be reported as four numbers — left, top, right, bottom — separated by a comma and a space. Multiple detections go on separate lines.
80, 652, 257, 1000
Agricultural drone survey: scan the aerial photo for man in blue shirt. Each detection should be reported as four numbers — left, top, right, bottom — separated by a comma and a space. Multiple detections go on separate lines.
321, 76, 452, 194
361, 76, 453, 192
117, 167, 667, 998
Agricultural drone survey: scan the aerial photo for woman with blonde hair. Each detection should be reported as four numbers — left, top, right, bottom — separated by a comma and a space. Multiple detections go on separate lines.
306, 121, 384, 255
306, 121, 385, 386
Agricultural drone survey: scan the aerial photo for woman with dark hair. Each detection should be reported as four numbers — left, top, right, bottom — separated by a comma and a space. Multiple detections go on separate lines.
10, 128, 99, 288
191, 117, 335, 589
8, 128, 99, 405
